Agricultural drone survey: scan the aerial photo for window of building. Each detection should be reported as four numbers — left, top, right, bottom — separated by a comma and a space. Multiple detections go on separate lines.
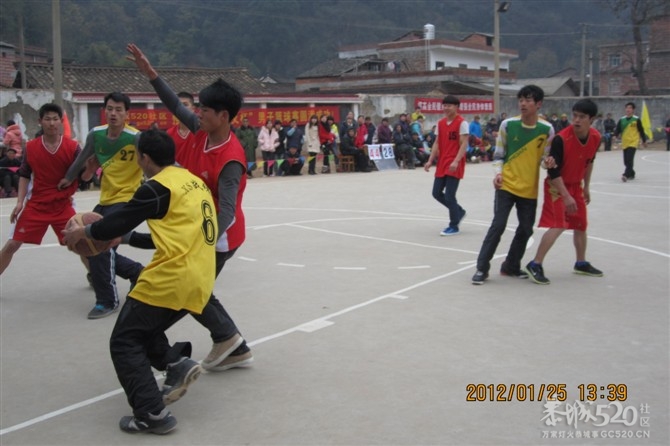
609, 54, 621, 67
435, 61, 445, 70
458, 63, 467, 69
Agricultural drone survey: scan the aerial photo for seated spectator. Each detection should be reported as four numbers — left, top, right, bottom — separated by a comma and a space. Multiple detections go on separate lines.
281, 146, 305, 176
375, 117, 392, 144
0, 148, 21, 197
410, 115, 428, 148
392, 123, 416, 169
340, 128, 370, 172
484, 117, 498, 148
411, 132, 429, 167
3, 120, 24, 159
466, 135, 485, 163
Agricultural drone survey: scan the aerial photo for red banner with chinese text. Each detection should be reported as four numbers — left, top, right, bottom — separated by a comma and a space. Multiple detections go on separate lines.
234, 107, 340, 127
415, 98, 493, 115
102, 107, 341, 130
100, 109, 178, 130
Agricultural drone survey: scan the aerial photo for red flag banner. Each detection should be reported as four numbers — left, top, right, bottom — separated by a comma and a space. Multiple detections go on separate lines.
101, 106, 341, 130
415, 98, 493, 115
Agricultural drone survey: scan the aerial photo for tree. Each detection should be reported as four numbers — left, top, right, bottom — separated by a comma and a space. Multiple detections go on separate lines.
606, 0, 669, 94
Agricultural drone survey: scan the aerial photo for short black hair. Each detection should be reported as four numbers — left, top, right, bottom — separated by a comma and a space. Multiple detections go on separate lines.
198, 78, 243, 121
39, 103, 63, 119
625, 102, 636, 109
138, 129, 175, 167
6, 120, 15, 126
572, 99, 598, 118
104, 92, 131, 110
177, 91, 195, 104
517, 85, 544, 103
443, 95, 460, 106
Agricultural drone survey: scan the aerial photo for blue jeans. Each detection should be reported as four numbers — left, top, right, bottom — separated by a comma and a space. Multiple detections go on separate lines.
432, 176, 464, 229
476, 189, 537, 273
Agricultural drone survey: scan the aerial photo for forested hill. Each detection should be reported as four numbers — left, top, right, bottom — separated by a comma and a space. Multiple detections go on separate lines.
0, 0, 631, 79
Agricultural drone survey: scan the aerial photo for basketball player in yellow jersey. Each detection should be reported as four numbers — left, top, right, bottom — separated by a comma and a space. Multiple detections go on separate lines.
472, 85, 555, 285
63, 129, 216, 434
614, 102, 647, 182
59, 92, 144, 319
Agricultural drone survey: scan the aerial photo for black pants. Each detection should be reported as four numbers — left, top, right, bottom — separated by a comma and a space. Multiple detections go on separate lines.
110, 297, 190, 417
191, 249, 250, 355
308, 152, 317, 173
622, 147, 636, 179
281, 158, 304, 175
262, 151, 276, 176
321, 143, 333, 167
89, 203, 144, 309
0, 171, 18, 195
476, 189, 537, 273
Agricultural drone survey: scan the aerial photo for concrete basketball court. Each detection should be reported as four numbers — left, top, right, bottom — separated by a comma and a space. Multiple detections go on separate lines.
0, 147, 668, 445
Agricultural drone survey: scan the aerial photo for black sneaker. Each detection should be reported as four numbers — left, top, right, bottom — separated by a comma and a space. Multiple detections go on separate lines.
500, 261, 529, 279
119, 410, 177, 435
162, 358, 201, 405
472, 270, 489, 285
574, 262, 603, 277
525, 261, 550, 285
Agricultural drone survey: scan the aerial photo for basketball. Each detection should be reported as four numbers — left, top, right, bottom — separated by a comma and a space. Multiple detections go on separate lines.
66, 212, 121, 257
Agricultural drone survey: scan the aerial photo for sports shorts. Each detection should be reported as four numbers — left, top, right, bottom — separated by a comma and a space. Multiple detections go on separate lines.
10, 201, 76, 245
538, 179, 588, 231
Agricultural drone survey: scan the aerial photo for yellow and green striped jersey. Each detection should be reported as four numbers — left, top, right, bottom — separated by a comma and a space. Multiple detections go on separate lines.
494, 117, 554, 199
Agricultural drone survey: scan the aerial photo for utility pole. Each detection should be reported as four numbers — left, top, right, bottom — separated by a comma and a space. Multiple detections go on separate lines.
588, 50, 593, 97
493, 1, 510, 117
52, 0, 63, 107
579, 23, 586, 97
18, 7, 26, 89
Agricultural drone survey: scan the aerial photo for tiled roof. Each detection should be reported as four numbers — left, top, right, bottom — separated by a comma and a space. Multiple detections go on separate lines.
317, 80, 494, 96
297, 58, 369, 79
16, 63, 271, 95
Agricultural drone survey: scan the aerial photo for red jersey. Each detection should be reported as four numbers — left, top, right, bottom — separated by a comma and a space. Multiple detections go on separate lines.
179, 130, 247, 252
22, 136, 79, 210
555, 126, 600, 185
166, 124, 194, 167
435, 115, 466, 179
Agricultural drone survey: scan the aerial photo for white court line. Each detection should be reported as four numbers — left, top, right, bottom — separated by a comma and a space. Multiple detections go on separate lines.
287, 222, 481, 255
0, 263, 474, 437
237, 256, 257, 262
277, 262, 305, 268
397, 265, 431, 270
1, 210, 666, 435
0, 388, 125, 436
333, 266, 367, 270
592, 189, 667, 199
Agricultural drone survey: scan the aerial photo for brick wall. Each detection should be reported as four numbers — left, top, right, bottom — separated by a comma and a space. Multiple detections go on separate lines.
647, 15, 670, 90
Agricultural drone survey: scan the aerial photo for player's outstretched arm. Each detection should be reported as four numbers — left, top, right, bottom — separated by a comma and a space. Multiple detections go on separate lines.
126, 44, 158, 80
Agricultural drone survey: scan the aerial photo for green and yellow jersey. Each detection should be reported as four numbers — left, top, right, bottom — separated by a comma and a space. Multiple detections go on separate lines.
494, 117, 554, 199
91, 124, 143, 205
